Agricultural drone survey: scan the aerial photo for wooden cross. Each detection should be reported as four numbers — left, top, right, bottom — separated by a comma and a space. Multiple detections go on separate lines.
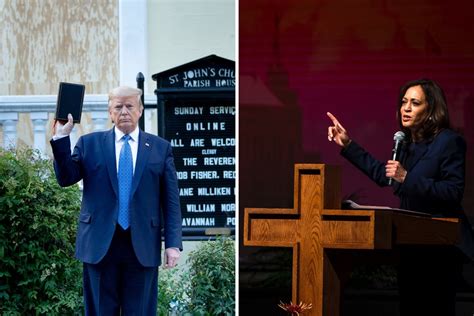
243, 164, 460, 316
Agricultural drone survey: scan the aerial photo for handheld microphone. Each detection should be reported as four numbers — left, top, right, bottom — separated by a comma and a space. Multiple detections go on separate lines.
388, 131, 405, 186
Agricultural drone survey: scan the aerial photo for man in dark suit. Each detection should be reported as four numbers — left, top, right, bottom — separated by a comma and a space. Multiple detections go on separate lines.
51, 86, 182, 315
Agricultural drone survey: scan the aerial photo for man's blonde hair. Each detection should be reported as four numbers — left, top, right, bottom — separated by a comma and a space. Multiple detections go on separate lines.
108, 86, 143, 110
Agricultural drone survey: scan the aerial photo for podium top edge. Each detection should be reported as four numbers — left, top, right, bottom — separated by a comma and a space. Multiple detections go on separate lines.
294, 164, 340, 170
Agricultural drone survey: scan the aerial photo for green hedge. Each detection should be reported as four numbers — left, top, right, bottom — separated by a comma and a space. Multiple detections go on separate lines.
158, 237, 236, 315
187, 237, 235, 315
0, 147, 83, 315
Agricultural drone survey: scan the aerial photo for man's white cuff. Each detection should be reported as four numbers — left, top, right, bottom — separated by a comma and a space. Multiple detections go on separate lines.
52, 134, 69, 141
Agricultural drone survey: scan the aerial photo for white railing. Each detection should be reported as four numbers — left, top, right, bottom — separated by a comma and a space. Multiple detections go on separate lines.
0, 94, 157, 156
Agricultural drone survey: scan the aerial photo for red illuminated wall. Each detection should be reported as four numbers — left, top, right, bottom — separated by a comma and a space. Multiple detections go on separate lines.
239, 0, 474, 232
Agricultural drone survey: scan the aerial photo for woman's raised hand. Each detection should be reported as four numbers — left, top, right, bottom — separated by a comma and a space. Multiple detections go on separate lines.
327, 112, 351, 148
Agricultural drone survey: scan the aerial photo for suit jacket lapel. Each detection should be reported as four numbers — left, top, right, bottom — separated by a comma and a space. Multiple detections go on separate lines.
131, 131, 151, 197
406, 142, 429, 172
393, 142, 428, 193
103, 129, 119, 198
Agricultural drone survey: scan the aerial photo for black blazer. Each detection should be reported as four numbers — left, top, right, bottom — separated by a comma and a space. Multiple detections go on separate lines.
341, 129, 473, 258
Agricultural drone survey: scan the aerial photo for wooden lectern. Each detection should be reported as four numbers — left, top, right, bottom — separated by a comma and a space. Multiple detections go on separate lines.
243, 164, 460, 316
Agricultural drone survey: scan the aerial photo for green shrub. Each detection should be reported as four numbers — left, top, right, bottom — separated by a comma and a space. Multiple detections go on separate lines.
157, 267, 190, 316
0, 147, 83, 315
157, 237, 235, 316
186, 237, 235, 315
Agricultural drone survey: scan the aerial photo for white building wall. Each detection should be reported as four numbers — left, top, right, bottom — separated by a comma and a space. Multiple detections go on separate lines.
147, 0, 235, 93
1, 0, 235, 149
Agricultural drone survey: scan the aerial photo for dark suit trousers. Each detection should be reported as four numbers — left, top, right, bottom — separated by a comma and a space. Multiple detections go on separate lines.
83, 227, 158, 316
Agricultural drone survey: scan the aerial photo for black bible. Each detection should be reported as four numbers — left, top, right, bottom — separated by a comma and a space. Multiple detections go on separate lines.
55, 82, 85, 123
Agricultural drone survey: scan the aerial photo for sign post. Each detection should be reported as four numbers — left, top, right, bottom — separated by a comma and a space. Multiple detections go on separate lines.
152, 55, 235, 239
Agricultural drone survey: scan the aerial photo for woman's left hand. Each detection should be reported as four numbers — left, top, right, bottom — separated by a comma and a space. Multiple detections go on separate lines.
385, 160, 407, 183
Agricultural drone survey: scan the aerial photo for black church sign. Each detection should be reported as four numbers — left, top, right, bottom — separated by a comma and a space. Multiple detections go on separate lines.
153, 55, 235, 90
152, 55, 235, 238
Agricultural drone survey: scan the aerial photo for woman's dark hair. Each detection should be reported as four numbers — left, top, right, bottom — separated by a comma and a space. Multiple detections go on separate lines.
396, 78, 450, 142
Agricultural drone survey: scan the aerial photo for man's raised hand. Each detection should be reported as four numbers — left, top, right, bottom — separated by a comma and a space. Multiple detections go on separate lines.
53, 113, 74, 137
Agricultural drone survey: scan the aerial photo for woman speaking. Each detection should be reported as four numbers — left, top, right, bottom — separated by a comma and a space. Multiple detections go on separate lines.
327, 78, 471, 316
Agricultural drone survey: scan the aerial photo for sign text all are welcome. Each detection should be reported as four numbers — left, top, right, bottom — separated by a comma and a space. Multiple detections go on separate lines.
166, 103, 236, 229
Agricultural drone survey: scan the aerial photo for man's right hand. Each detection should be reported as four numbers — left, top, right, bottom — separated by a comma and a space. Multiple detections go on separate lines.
53, 113, 74, 138
327, 112, 351, 148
